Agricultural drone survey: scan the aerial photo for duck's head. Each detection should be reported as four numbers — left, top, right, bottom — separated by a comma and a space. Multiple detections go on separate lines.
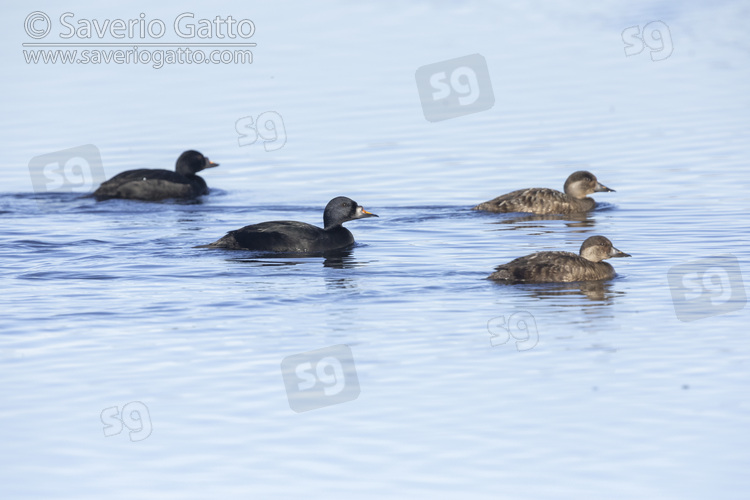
323, 196, 378, 229
175, 150, 219, 176
579, 235, 630, 262
563, 171, 613, 199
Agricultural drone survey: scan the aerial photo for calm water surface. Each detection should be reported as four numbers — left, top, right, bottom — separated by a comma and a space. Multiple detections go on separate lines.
1, 1, 749, 499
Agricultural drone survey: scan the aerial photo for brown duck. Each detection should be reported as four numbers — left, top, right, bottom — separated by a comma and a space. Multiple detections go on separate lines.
489, 236, 630, 283
473, 171, 614, 214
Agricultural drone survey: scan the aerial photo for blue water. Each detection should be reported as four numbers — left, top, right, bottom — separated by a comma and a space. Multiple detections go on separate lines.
1, 1, 749, 499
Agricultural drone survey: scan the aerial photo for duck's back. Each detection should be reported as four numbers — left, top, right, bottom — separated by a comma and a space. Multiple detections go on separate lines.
489, 251, 615, 282
474, 188, 594, 214
93, 169, 207, 201
208, 221, 355, 252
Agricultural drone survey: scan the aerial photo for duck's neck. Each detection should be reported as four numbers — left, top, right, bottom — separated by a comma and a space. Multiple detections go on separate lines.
564, 189, 588, 200
580, 249, 605, 262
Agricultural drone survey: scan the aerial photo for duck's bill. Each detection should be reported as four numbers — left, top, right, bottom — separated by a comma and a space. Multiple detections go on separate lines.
610, 246, 631, 258
204, 159, 220, 168
594, 182, 614, 192
356, 206, 378, 218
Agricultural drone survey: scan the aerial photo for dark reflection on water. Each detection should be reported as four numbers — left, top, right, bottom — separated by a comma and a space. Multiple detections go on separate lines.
490, 279, 625, 303
227, 258, 305, 267
489, 212, 597, 229
323, 250, 363, 290
324, 276, 359, 291
86, 193, 217, 206
322, 249, 367, 269
223, 248, 367, 270
218, 248, 365, 291
5, 192, 220, 216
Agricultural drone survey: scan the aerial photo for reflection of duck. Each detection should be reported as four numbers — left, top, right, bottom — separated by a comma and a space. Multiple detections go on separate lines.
489, 236, 630, 283
92, 150, 219, 201
217, 249, 366, 269
489, 212, 597, 229
473, 171, 614, 214
322, 249, 367, 269
499, 280, 624, 302
203, 197, 378, 253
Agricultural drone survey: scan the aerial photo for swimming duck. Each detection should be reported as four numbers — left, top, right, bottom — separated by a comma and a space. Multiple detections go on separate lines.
488, 235, 630, 282
204, 196, 378, 253
473, 171, 614, 214
92, 150, 219, 201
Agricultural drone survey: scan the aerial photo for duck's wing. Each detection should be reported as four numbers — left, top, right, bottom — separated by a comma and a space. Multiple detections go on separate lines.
93, 169, 194, 200
108, 169, 187, 184
474, 188, 573, 214
491, 251, 580, 281
208, 221, 326, 251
